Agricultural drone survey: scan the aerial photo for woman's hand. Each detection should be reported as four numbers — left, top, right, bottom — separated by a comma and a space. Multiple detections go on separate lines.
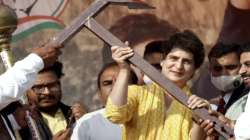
187, 95, 210, 110
111, 46, 134, 69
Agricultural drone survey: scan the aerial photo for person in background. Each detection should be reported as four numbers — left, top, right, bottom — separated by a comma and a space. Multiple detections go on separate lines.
26, 61, 86, 139
201, 43, 250, 140
208, 43, 248, 115
71, 62, 138, 140
206, 43, 249, 140
193, 0, 250, 100
141, 40, 164, 85
0, 43, 62, 140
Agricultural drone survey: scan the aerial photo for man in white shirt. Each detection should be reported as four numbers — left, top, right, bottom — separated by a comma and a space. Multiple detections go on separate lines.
0, 43, 62, 140
201, 43, 250, 140
208, 43, 248, 119
234, 43, 250, 140
71, 62, 138, 140
0, 44, 61, 110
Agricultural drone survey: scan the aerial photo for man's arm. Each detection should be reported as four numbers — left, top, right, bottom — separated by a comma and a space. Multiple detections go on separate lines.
0, 43, 61, 110
0, 53, 43, 110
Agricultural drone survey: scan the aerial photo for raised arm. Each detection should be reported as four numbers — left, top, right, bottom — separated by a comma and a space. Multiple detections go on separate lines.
108, 46, 134, 106
0, 43, 61, 110
105, 46, 139, 123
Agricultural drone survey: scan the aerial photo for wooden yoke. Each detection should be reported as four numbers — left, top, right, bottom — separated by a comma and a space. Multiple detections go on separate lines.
49, 0, 154, 45
48, 0, 234, 139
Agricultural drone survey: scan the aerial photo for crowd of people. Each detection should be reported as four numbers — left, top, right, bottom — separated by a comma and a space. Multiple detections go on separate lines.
1, 0, 250, 140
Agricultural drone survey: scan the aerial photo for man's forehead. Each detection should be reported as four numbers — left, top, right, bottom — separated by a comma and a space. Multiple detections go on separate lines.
240, 52, 250, 62
34, 72, 59, 86
210, 54, 239, 65
34, 79, 59, 86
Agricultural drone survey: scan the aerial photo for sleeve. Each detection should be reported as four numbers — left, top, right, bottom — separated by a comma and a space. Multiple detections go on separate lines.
105, 85, 139, 124
0, 53, 44, 110
234, 95, 250, 140
71, 118, 90, 140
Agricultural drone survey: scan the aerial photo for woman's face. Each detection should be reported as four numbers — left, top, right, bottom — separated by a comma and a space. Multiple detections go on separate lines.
161, 48, 195, 88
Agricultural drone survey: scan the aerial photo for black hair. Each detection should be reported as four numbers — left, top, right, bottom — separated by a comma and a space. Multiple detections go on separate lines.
102, 13, 179, 64
143, 40, 164, 60
208, 42, 240, 62
97, 62, 138, 89
39, 61, 64, 79
239, 42, 250, 55
162, 30, 205, 69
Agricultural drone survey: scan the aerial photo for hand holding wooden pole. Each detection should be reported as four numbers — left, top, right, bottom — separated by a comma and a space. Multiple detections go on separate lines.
0, 4, 42, 140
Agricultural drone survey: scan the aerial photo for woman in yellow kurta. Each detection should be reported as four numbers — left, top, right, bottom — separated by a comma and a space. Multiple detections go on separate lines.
106, 30, 208, 140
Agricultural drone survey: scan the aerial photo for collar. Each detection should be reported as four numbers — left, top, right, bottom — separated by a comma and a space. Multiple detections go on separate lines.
222, 92, 233, 104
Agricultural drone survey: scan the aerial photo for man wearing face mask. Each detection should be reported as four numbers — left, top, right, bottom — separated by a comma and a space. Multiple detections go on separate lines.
208, 43, 249, 120
198, 43, 250, 140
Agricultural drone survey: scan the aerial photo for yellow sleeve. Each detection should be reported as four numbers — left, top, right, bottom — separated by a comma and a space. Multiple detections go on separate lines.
105, 85, 139, 124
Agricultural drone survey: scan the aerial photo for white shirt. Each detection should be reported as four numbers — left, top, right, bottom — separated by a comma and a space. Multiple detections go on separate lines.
235, 91, 250, 140
0, 53, 43, 110
71, 108, 122, 140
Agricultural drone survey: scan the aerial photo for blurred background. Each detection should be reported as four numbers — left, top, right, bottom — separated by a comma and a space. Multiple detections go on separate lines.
1, 0, 228, 111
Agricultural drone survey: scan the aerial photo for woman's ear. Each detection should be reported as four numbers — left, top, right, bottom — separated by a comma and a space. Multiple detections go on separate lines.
160, 60, 164, 67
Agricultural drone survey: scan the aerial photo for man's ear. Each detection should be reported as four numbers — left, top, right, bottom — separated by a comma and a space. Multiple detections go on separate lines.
97, 90, 106, 104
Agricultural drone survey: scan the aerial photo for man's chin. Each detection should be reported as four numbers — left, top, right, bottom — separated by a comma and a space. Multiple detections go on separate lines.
244, 83, 250, 89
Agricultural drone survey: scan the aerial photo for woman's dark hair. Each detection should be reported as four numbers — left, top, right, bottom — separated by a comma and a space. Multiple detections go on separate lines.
162, 30, 205, 69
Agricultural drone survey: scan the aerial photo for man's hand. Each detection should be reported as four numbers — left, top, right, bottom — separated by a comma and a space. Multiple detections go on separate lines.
71, 102, 87, 120
198, 110, 235, 138
32, 43, 63, 68
53, 129, 71, 140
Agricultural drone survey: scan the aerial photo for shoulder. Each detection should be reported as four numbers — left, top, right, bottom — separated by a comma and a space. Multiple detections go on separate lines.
226, 94, 248, 119
77, 109, 104, 123
127, 83, 163, 98
128, 83, 162, 92
234, 94, 249, 106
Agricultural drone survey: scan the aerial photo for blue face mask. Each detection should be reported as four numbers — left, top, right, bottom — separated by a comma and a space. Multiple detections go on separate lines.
211, 74, 242, 92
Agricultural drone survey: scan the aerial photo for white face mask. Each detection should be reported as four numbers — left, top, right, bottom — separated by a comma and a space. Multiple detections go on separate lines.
211, 74, 242, 92
143, 75, 153, 85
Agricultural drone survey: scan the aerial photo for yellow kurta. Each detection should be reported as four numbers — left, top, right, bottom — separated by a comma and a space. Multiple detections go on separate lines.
41, 109, 67, 135
105, 83, 193, 140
